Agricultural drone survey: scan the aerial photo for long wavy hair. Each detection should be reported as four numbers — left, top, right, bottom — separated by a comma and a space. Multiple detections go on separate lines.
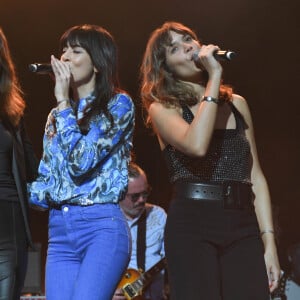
0, 27, 25, 127
60, 24, 122, 133
140, 21, 232, 126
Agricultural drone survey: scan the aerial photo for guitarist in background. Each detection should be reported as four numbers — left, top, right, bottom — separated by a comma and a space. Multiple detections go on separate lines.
113, 162, 167, 300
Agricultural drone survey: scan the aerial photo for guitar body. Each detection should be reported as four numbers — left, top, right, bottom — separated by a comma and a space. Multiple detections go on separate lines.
117, 258, 166, 300
117, 269, 145, 300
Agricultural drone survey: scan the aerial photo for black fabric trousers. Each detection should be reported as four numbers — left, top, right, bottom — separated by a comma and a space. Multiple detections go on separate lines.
0, 201, 28, 300
165, 194, 270, 300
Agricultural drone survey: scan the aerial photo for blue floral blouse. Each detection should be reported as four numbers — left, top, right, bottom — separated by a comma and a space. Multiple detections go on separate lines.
28, 93, 135, 209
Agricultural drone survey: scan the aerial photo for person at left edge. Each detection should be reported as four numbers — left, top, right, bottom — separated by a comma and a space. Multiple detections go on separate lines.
27, 24, 135, 300
0, 27, 38, 300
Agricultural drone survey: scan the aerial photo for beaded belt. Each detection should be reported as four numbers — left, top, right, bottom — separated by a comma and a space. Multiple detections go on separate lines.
48, 199, 94, 210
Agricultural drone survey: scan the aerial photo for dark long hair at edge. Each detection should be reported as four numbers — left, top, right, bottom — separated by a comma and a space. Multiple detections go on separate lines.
0, 27, 25, 128
140, 21, 232, 127
60, 24, 122, 133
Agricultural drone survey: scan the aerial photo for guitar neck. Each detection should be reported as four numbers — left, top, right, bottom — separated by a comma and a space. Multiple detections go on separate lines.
140, 257, 166, 288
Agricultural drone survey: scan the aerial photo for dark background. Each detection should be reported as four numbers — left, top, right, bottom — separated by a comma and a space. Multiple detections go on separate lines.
1, 0, 299, 290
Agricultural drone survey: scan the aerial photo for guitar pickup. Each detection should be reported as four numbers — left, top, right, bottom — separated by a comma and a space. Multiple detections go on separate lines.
123, 284, 138, 298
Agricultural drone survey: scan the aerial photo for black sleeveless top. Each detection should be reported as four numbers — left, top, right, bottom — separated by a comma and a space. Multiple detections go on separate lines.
162, 102, 252, 184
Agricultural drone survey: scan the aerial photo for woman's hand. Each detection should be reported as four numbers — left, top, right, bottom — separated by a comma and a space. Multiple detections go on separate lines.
196, 44, 223, 77
51, 55, 71, 103
264, 248, 281, 292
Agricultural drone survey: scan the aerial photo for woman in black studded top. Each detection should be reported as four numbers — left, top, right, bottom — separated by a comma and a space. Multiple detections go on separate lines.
140, 21, 280, 300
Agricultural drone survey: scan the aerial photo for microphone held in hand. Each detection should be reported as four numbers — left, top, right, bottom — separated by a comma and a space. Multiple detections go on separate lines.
28, 63, 53, 74
192, 49, 236, 62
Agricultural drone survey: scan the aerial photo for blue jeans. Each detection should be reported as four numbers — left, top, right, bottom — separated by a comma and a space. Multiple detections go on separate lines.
46, 203, 131, 300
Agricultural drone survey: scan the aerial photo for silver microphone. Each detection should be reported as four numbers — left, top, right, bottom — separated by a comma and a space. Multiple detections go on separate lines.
192, 49, 236, 62
28, 63, 52, 74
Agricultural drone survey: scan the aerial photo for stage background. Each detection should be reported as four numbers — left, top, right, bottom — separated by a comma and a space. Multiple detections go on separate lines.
1, 0, 299, 293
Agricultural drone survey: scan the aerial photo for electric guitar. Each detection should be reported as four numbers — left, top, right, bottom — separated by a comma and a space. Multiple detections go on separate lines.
117, 257, 166, 300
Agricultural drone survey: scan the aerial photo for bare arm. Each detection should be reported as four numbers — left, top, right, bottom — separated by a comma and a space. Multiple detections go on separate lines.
149, 100, 218, 156
234, 96, 280, 292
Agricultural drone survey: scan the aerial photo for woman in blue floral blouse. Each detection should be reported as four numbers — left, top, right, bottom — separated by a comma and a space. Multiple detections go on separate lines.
28, 24, 135, 300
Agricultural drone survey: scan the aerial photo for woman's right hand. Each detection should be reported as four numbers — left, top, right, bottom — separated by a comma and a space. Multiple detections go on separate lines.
51, 55, 71, 103
196, 44, 223, 77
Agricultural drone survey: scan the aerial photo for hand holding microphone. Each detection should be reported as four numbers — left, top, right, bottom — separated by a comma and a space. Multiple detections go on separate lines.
50, 55, 72, 104
192, 48, 236, 63
29, 56, 71, 107
191, 45, 236, 76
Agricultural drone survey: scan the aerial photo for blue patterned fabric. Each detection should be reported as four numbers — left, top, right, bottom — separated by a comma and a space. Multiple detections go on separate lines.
28, 93, 135, 209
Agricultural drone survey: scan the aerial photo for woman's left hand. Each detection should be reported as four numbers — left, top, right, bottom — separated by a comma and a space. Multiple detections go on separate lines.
264, 250, 281, 292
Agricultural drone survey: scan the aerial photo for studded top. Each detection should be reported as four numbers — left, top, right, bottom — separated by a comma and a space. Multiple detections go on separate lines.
162, 103, 252, 184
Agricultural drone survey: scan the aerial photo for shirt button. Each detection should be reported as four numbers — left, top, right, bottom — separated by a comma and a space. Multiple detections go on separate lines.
63, 206, 69, 212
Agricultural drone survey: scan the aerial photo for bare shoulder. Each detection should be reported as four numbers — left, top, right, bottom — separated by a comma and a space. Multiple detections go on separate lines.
233, 94, 253, 127
231, 94, 247, 107
231, 93, 252, 119
148, 101, 164, 114
148, 101, 181, 118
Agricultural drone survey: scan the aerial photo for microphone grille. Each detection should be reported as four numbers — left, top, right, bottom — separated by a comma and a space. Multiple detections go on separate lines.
28, 64, 38, 72
227, 51, 236, 60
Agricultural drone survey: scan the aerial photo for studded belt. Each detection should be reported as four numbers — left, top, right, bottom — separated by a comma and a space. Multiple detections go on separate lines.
172, 181, 254, 209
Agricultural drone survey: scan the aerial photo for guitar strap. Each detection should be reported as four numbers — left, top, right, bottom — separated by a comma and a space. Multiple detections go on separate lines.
137, 209, 147, 272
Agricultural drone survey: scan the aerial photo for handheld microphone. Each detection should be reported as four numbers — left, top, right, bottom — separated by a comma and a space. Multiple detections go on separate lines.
192, 49, 236, 62
28, 63, 52, 74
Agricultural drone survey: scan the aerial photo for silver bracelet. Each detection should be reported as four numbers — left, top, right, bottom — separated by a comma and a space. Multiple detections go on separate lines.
202, 96, 220, 105
260, 229, 274, 236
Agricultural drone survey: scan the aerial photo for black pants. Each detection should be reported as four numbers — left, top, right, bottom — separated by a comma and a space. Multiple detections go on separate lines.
0, 201, 28, 300
165, 194, 270, 300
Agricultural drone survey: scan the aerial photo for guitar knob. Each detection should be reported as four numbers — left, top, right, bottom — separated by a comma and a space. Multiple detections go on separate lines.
125, 272, 131, 279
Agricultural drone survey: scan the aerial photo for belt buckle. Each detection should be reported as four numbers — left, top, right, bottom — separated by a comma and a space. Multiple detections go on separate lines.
223, 181, 239, 209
